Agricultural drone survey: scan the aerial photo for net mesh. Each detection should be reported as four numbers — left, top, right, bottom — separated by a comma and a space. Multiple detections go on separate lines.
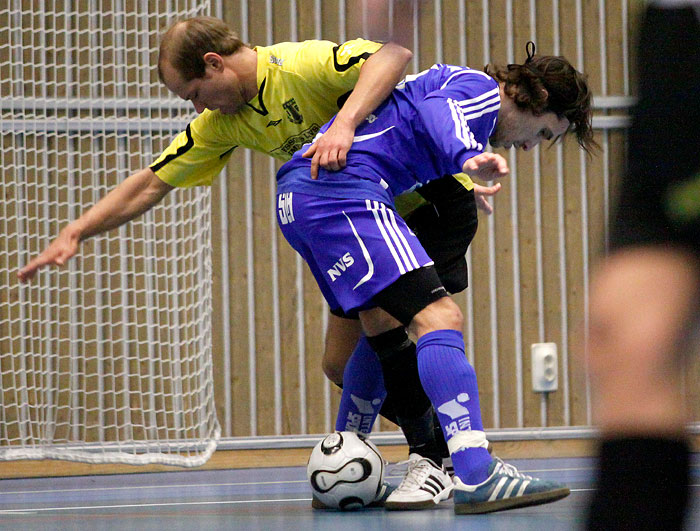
0, 1, 220, 466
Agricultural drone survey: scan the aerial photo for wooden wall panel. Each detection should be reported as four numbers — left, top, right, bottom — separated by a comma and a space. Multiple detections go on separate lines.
211, 0, 253, 435
320, 1, 343, 43
489, 0, 519, 430
227, 151, 253, 437
463, 0, 497, 429
511, 1, 541, 429
297, 0, 319, 41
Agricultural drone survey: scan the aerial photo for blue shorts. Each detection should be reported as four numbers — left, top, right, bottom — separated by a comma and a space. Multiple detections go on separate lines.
277, 192, 434, 314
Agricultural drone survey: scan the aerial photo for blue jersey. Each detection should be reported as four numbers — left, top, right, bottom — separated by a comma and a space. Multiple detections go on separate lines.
276, 64, 500, 205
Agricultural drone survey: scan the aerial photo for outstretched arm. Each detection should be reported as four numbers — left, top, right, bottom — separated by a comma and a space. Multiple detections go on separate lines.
303, 42, 412, 178
18, 168, 173, 283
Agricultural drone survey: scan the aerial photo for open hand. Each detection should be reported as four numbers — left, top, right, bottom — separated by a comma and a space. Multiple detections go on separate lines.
464, 152, 509, 182
17, 226, 81, 283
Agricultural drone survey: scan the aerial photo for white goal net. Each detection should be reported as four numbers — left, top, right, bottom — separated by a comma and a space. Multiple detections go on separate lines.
0, 2, 220, 466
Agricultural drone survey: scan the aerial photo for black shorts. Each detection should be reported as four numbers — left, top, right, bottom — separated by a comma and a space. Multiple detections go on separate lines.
330, 265, 449, 325
405, 176, 478, 294
611, 6, 700, 258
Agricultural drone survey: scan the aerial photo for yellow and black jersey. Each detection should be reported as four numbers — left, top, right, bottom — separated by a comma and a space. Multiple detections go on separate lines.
150, 38, 383, 188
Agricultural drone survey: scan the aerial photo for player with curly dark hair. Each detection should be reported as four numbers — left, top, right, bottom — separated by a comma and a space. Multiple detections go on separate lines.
486, 42, 595, 154
277, 43, 593, 513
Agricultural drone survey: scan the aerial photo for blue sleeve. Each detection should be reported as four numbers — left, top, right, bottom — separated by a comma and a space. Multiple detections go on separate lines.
415, 71, 500, 176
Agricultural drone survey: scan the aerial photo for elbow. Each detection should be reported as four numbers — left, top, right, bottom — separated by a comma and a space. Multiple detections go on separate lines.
380, 41, 413, 69
400, 47, 413, 69
393, 42, 414, 67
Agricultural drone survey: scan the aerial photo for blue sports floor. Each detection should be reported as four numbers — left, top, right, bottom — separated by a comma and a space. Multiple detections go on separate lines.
1, 455, 698, 530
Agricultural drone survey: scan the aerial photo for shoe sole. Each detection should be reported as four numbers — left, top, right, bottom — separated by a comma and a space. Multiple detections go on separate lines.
312, 492, 390, 510
311, 499, 386, 510
454, 487, 570, 515
384, 486, 453, 511
311, 497, 330, 510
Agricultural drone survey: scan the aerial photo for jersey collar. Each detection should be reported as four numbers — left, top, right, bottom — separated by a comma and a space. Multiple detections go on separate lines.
247, 46, 270, 116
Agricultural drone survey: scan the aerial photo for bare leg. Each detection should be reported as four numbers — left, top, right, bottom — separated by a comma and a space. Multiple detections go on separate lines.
358, 306, 403, 336
322, 313, 362, 386
588, 246, 700, 437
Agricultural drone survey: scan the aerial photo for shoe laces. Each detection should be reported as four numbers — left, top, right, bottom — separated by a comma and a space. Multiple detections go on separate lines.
493, 457, 533, 480
392, 455, 441, 492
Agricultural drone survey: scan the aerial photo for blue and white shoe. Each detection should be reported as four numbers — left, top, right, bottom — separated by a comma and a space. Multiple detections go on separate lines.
453, 457, 570, 514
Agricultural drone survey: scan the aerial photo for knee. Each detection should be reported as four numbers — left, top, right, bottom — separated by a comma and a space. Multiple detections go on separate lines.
410, 296, 463, 336
440, 298, 464, 330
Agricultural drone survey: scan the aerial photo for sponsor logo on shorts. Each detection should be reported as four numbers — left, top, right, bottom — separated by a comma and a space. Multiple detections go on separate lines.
327, 252, 355, 282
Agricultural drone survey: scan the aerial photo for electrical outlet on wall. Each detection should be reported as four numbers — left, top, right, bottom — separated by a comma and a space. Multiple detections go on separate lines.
531, 343, 558, 393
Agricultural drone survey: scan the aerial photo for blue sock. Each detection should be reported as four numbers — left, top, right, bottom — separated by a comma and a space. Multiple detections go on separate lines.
335, 336, 387, 435
416, 329, 492, 484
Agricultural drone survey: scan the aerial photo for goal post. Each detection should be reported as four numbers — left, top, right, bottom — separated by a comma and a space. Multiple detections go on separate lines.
0, 2, 220, 466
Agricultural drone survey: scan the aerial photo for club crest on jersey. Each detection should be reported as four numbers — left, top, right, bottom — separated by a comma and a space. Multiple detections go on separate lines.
327, 252, 355, 282
283, 98, 303, 124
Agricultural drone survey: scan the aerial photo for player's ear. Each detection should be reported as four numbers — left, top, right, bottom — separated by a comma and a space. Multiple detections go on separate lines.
203, 52, 224, 72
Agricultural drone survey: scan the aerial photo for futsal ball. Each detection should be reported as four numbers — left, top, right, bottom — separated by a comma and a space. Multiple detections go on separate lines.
307, 431, 385, 510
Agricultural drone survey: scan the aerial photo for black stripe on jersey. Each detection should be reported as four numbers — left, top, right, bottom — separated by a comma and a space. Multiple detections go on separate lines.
337, 90, 352, 109
219, 145, 237, 159
332, 45, 372, 72
150, 123, 194, 173
245, 77, 268, 116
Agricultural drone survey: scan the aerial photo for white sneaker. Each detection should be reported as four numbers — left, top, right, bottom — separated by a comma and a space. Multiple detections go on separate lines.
384, 453, 453, 510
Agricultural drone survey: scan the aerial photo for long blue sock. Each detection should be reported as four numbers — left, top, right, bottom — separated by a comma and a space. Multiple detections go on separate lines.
335, 336, 387, 435
416, 329, 492, 484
